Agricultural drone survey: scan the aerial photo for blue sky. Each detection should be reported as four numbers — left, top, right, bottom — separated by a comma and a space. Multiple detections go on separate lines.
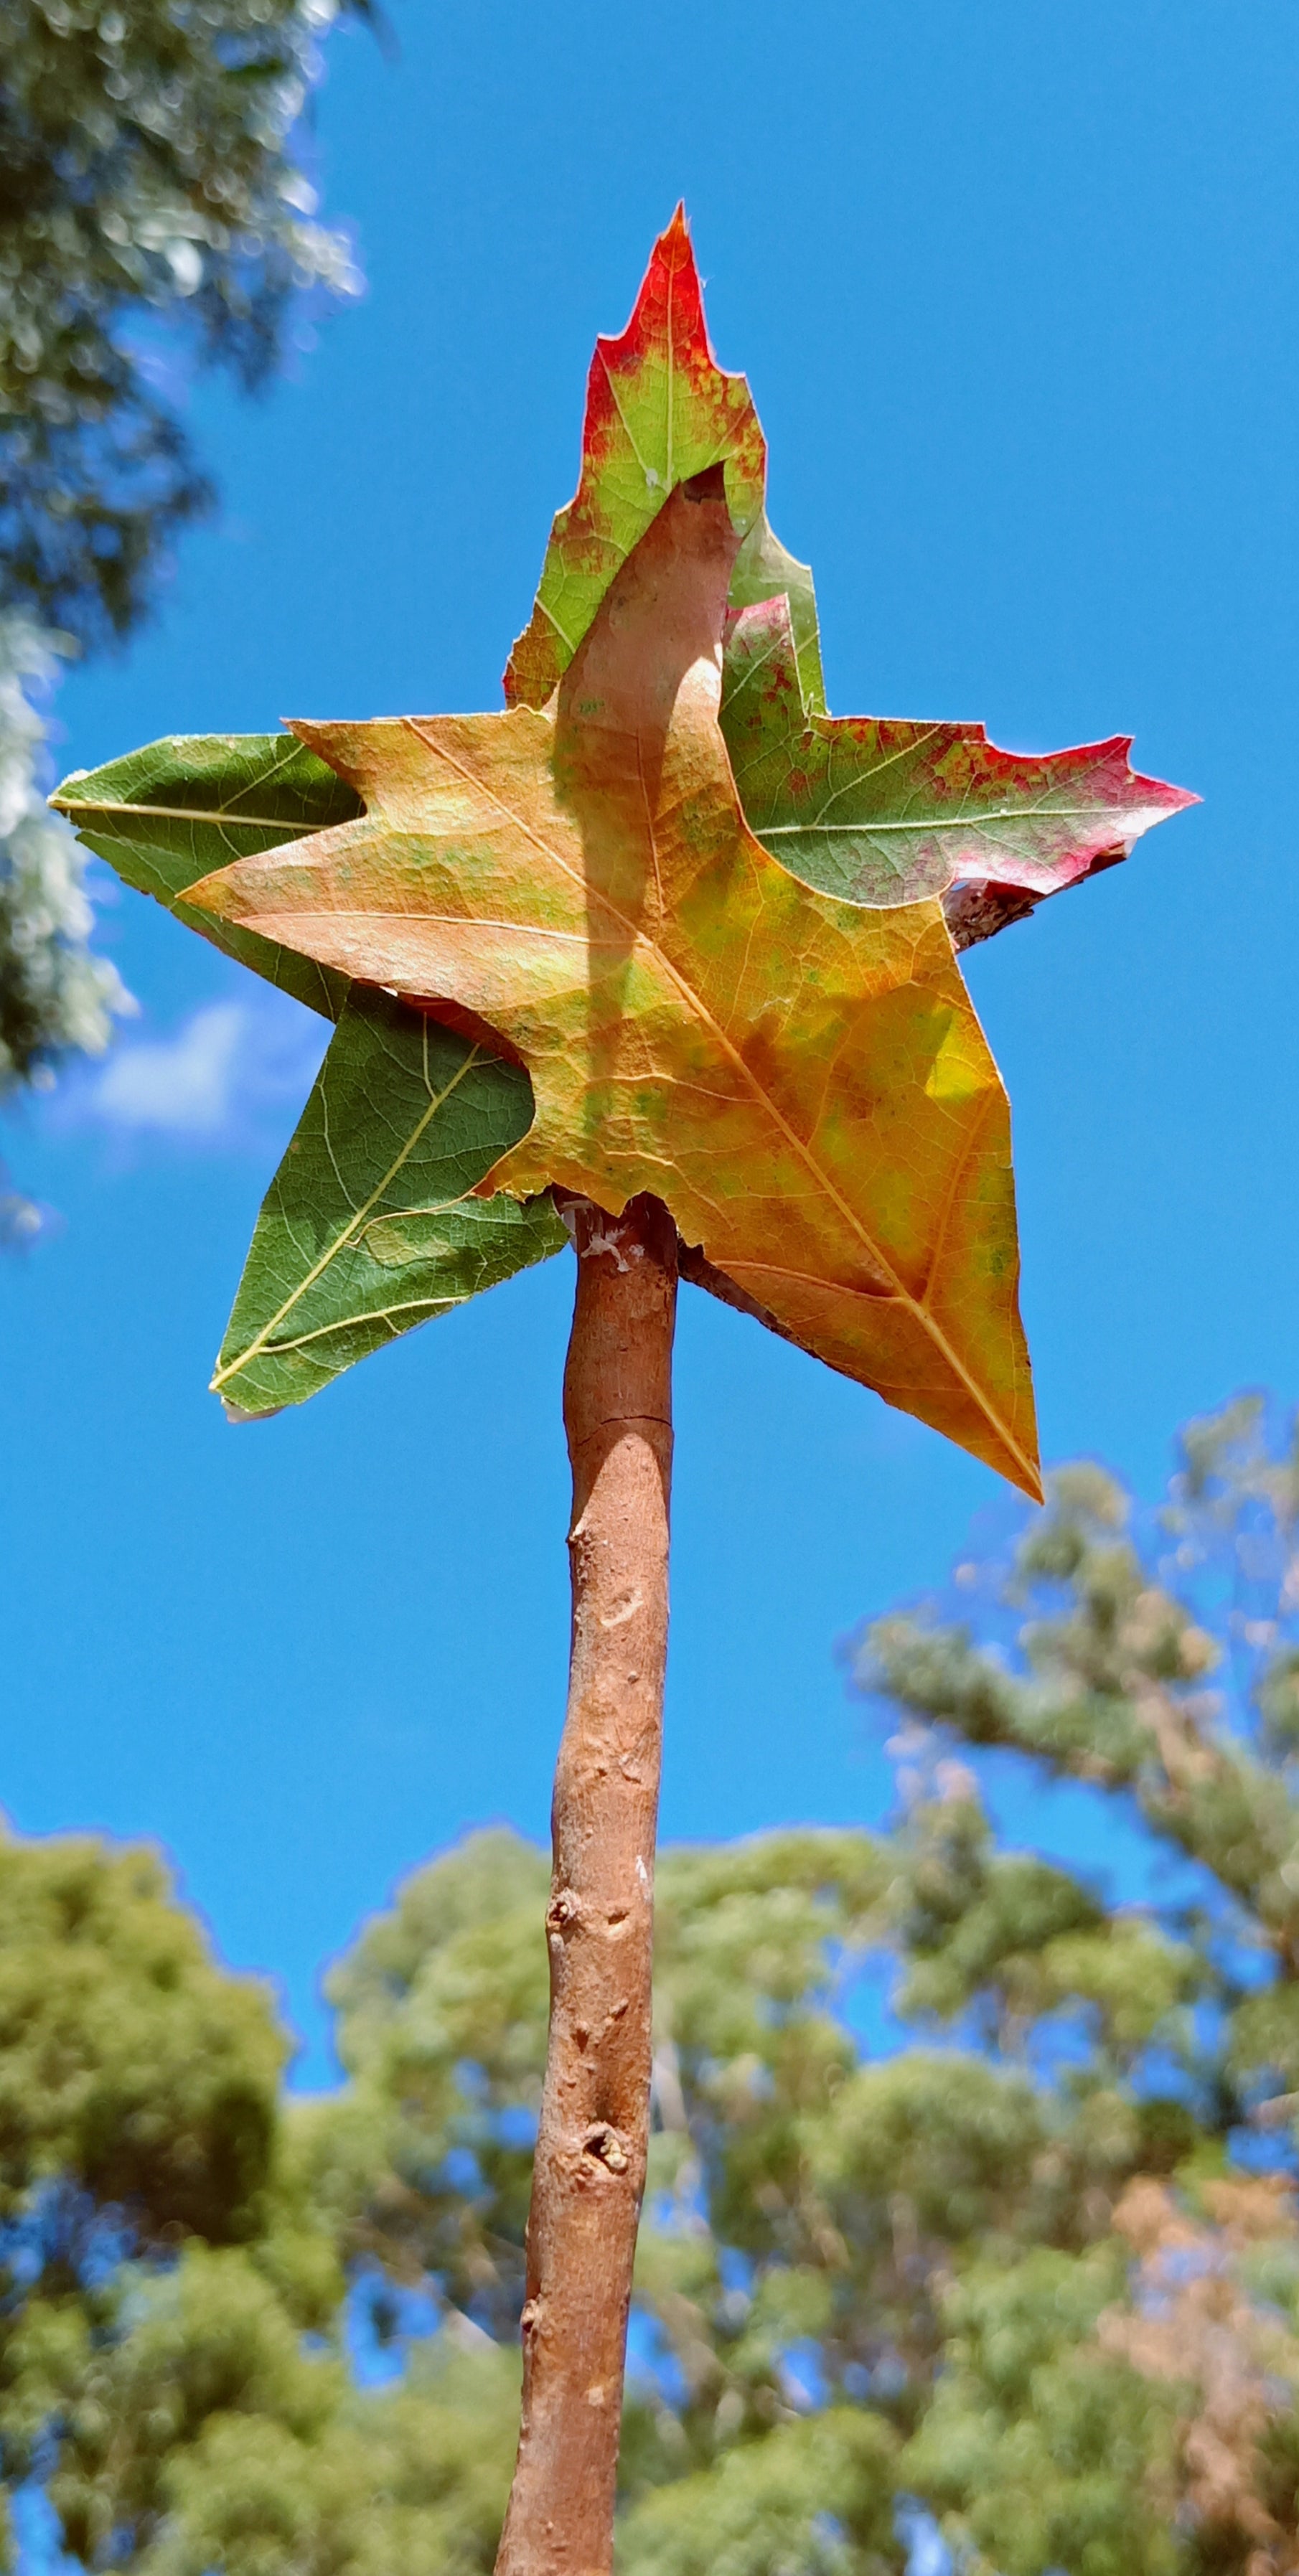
3, 0, 1297, 2084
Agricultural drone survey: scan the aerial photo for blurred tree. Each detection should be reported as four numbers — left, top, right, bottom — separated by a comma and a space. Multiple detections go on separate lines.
860, 1392, 1299, 2575
1, 0, 364, 649
7, 1397, 1299, 2576
0, 618, 127, 1119
306, 1396, 1299, 2575
0, 1815, 521, 2576
0, 0, 367, 1142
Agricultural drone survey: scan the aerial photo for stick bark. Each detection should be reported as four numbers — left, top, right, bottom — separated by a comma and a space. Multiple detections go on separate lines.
494, 1191, 678, 2576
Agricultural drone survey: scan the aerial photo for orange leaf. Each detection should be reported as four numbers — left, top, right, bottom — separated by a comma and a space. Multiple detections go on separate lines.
187, 470, 1041, 1498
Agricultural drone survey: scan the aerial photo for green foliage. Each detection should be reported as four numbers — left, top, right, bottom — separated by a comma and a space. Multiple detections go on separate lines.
0, 616, 128, 1109
1, 0, 362, 647
212, 991, 566, 1415
717, 592, 1188, 916
147, 2339, 521, 2576
853, 1394, 1299, 2567
7, 2244, 339, 2559
53, 730, 362, 1011
53, 740, 568, 1404
0, 0, 368, 1124
860, 1397, 1299, 2091
616, 2409, 901, 2576
6, 1399, 1299, 2574
307, 1829, 551, 2331
0, 1815, 285, 2236
901, 2250, 1182, 2576
0, 1821, 524, 2576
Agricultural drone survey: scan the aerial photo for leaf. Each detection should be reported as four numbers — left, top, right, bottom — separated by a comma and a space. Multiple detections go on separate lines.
53, 733, 363, 1019
54, 212, 1196, 1458
505, 205, 767, 710
214, 987, 566, 1417
727, 516, 826, 715
185, 471, 1044, 1496
719, 591, 1197, 920
53, 735, 566, 1418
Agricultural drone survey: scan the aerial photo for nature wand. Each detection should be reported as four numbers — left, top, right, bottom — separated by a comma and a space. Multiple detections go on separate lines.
53, 210, 1194, 2576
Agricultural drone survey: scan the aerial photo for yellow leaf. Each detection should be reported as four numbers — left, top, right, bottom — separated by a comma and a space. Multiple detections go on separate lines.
187, 470, 1041, 1498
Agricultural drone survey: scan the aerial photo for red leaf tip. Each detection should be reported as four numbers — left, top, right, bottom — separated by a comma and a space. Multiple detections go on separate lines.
601, 208, 708, 378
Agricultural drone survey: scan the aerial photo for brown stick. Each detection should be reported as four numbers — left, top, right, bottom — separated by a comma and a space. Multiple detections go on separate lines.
494, 1192, 678, 2576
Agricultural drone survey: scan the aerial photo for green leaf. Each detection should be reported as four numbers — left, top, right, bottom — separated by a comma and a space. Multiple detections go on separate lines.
213, 987, 567, 1419
52, 732, 362, 1020
719, 593, 1196, 912
54, 730, 568, 1418
726, 513, 826, 715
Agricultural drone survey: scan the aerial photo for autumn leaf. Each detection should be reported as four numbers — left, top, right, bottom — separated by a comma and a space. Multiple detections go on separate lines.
186, 471, 1042, 1495
52, 735, 564, 1414
504, 205, 825, 730
505, 204, 768, 710
727, 517, 827, 715
53, 206, 1194, 1465
503, 200, 1190, 941
719, 591, 1197, 929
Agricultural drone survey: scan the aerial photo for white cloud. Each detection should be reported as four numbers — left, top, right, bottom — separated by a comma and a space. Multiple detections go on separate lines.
92, 1001, 247, 1135
60, 989, 330, 1150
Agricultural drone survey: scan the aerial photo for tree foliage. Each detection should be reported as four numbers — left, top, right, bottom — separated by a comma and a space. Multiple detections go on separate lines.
1, 0, 362, 648
0, 616, 128, 1111
0, 0, 366, 1132
4, 1396, 1299, 2575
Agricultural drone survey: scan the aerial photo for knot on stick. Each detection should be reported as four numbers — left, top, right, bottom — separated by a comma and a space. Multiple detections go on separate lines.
546, 1887, 581, 1948
581, 2123, 630, 2176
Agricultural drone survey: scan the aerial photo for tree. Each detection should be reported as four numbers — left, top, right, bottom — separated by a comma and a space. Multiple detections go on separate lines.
0, 1814, 525, 2576
5, 1399, 1299, 2575
52, 210, 1194, 2573
0, 618, 128, 1114
1, 0, 364, 649
858, 1391, 1299, 2574
302, 1396, 1299, 2575
0, 625, 127, 1235
0, 0, 369, 1150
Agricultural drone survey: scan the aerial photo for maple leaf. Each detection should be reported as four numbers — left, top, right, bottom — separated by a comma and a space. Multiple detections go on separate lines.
213, 987, 564, 1416
505, 205, 769, 710
504, 203, 827, 724
53, 206, 1194, 1468
55, 729, 362, 1015
53, 736, 564, 1413
719, 588, 1197, 935
183, 471, 1042, 1495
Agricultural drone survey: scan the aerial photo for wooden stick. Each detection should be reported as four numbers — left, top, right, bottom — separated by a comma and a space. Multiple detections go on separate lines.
494, 1192, 677, 2576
